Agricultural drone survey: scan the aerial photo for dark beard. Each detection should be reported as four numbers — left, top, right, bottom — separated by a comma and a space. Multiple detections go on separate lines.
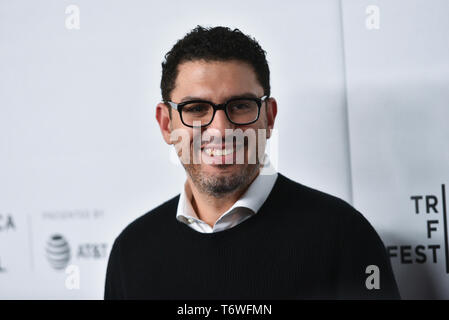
180, 129, 265, 198
182, 163, 260, 198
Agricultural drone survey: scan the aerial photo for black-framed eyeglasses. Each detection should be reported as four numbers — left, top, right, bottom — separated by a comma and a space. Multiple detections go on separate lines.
164, 95, 268, 128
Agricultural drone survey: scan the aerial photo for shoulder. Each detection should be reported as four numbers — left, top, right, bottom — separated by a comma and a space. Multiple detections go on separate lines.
112, 194, 180, 250
275, 173, 355, 214
275, 173, 377, 233
276, 173, 390, 263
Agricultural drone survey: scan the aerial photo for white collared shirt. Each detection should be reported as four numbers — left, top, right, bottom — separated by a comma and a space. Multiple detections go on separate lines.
176, 170, 278, 233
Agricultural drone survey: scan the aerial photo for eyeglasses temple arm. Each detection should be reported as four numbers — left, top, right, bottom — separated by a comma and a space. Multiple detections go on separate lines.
164, 101, 178, 110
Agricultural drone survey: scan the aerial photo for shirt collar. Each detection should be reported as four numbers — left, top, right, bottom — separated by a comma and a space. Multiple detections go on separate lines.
176, 170, 278, 225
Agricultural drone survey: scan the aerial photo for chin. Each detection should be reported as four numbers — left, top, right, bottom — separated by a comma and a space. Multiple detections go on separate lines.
202, 163, 245, 173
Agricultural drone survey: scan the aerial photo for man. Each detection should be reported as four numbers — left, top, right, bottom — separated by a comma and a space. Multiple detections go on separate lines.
105, 26, 400, 299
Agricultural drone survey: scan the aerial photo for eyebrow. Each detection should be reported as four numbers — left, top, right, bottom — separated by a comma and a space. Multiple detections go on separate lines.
180, 92, 260, 103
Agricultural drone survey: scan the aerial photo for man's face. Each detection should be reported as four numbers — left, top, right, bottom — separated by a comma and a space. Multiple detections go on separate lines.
157, 59, 276, 197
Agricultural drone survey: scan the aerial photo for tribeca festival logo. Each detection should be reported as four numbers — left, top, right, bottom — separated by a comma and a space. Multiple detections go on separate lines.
387, 184, 449, 273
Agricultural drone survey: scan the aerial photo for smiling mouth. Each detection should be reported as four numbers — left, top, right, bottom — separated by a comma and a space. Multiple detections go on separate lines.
203, 147, 235, 157
202, 142, 244, 153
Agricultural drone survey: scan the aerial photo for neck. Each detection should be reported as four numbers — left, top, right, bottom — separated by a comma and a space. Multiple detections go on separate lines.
187, 170, 260, 227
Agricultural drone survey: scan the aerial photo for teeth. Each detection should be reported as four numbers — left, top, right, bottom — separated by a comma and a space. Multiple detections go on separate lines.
204, 148, 234, 156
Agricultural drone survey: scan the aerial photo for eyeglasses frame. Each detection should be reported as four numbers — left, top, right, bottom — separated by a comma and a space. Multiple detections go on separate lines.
164, 95, 268, 128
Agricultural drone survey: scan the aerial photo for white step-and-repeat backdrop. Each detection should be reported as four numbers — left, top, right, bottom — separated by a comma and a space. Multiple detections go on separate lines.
0, 0, 447, 299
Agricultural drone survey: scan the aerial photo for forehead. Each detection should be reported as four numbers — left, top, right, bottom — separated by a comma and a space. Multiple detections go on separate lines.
172, 60, 263, 102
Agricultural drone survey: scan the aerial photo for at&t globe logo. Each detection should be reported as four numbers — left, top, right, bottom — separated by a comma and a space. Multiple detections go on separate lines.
45, 234, 71, 270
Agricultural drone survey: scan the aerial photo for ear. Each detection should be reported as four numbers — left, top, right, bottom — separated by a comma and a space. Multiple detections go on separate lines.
156, 102, 173, 145
265, 97, 278, 139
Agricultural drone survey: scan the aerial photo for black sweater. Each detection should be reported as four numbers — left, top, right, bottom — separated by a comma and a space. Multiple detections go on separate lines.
104, 173, 400, 299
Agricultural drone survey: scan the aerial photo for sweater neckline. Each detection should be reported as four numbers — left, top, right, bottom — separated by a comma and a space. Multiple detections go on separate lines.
169, 173, 286, 239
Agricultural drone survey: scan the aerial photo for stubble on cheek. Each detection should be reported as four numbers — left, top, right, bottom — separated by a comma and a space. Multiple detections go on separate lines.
172, 119, 268, 197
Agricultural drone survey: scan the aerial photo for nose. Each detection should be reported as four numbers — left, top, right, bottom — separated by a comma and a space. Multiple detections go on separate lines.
206, 109, 234, 137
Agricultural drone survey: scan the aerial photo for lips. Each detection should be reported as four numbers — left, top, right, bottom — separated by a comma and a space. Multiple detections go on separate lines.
203, 146, 235, 156
200, 143, 245, 164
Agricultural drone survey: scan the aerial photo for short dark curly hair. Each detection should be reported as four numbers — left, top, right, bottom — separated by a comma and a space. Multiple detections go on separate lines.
161, 26, 270, 101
